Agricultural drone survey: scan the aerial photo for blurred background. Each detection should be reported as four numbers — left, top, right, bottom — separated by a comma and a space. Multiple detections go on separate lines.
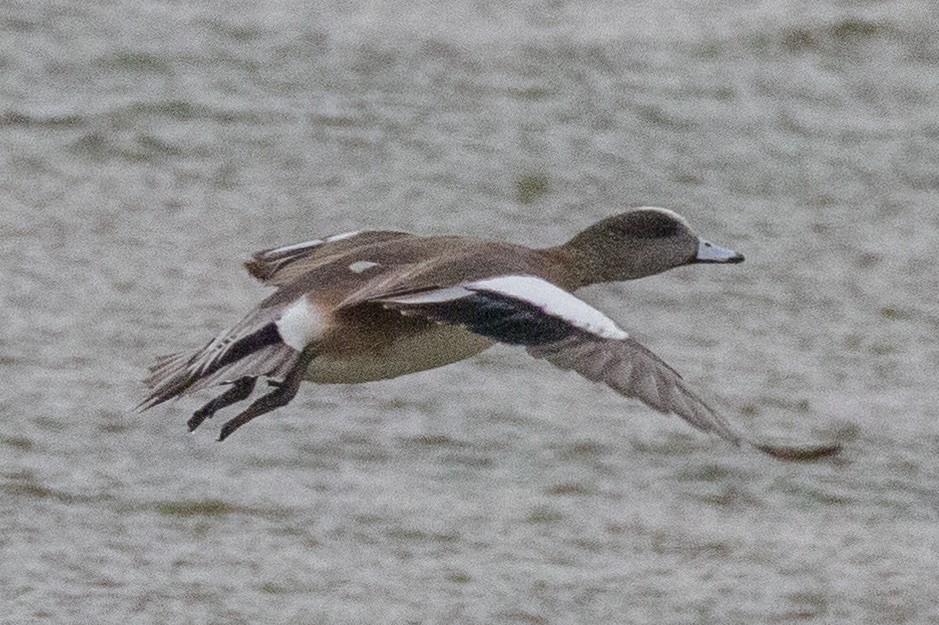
2, 1, 937, 623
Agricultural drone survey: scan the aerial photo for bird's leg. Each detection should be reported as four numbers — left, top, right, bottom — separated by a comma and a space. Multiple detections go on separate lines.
188, 377, 257, 432
217, 347, 316, 441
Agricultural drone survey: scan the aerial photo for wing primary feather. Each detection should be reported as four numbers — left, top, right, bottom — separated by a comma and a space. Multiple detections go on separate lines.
529, 335, 841, 460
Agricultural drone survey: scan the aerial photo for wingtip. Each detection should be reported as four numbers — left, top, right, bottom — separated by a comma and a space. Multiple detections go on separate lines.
133, 395, 160, 413
243, 258, 273, 281
134, 392, 175, 414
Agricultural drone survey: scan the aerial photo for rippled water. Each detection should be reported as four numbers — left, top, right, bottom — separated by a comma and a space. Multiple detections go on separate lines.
3, 1, 939, 623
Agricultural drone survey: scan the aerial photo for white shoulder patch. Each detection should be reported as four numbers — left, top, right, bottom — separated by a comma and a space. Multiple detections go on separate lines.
467, 275, 628, 341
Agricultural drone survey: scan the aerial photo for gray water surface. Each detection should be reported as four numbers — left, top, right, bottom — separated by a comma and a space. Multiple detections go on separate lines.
2, 1, 938, 623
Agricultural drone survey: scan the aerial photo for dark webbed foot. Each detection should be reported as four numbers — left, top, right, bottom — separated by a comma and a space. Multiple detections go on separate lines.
188, 377, 257, 432
217, 347, 316, 441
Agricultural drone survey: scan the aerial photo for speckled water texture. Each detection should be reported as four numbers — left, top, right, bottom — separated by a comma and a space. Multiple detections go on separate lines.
2, 1, 938, 623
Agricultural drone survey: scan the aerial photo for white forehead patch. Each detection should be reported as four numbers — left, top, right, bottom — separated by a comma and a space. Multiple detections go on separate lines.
633, 206, 690, 228
348, 260, 380, 274
468, 275, 629, 341
275, 295, 326, 350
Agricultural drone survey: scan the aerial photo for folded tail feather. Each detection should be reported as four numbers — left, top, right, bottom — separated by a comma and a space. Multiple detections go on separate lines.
139, 323, 302, 410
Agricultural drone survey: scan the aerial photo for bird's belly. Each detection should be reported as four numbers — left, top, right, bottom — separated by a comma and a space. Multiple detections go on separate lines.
303, 325, 494, 384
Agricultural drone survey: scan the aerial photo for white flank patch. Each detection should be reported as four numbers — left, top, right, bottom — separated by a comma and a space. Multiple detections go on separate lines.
467, 275, 629, 340
275, 295, 326, 350
348, 260, 380, 274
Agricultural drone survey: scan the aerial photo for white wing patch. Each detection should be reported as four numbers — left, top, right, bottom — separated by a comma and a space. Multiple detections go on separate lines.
382, 285, 473, 305
467, 276, 628, 341
259, 231, 362, 258
261, 238, 325, 257
381, 275, 628, 342
275, 295, 326, 350
325, 230, 362, 243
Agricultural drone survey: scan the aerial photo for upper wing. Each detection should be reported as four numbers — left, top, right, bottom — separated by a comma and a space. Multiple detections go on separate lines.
245, 230, 414, 286
378, 275, 840, 461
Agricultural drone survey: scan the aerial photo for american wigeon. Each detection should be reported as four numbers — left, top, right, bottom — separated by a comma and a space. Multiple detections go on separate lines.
141, 207, 840, 460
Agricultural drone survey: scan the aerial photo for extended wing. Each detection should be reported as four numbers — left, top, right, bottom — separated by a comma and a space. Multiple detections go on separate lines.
378, 275, 840, 461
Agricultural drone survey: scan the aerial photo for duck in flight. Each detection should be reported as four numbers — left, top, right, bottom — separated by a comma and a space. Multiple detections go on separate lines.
140, 207, 840, 460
